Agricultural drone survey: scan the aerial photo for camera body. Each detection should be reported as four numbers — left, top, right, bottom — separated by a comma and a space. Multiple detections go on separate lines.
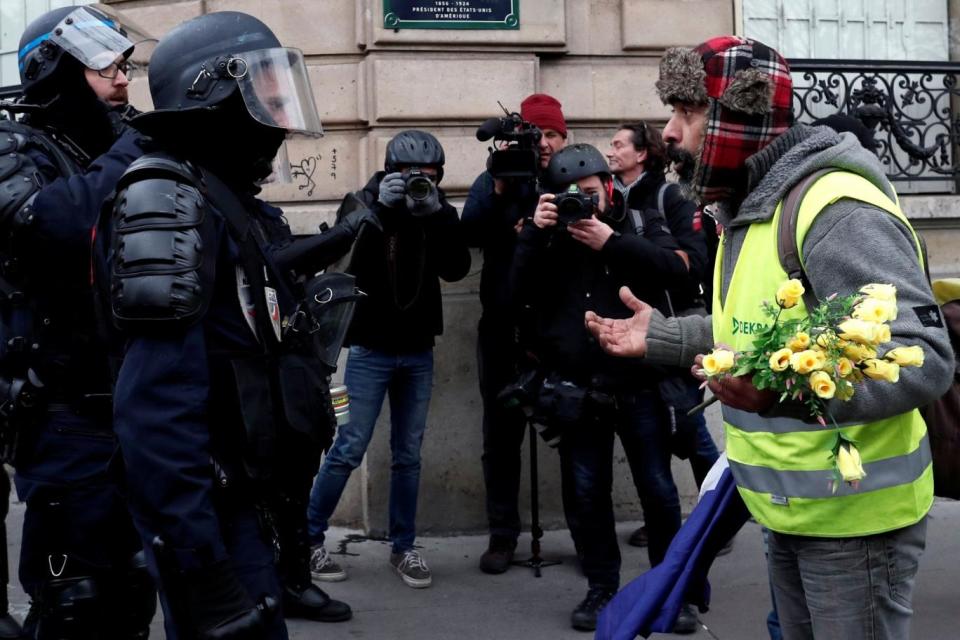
403, 167, 434, 202
553, 184, 597, 227
475, 112, 542, 181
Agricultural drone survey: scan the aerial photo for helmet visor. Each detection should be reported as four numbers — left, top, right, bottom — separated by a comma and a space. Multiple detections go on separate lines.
233, 47, 323, 137
48, 7, 134, 71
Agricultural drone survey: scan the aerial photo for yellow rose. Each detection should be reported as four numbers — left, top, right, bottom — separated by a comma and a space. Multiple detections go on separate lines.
874, 323, 891, 345
816, 331, 837, 349
787, 332, 810, 352
702, 349, 735, 376
776, 279, 805, 309
808, 371, 836, 399
769, 348, 793, 372
836, 442, 867, 483
843, 342, 877, 363
852, 297, 898, 323
836, 357, 854, 377
862, 358, 900, 383
838, 319, 881, 345
860, 283, 897, 302
885, 345, 924, 367
789, 349, 823, 374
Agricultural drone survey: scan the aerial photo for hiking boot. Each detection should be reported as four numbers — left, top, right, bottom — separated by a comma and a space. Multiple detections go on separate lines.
282, 583, 352, 622
627, 525, 649, 547
310, 544, 347, 582
0, 613, 21, 639
390, 549, 432, 589
570, 587, 615, 631
479, 536, 516, 574
673, 603, 699, 634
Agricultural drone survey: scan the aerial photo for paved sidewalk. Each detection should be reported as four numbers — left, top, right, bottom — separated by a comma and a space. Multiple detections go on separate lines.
5, 498, 959, 638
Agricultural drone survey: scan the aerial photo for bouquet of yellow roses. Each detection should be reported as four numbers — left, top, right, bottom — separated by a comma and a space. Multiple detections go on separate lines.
700, 279, 925, 490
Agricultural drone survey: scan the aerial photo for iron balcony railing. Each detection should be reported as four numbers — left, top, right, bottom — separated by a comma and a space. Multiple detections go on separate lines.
789, 59, 960, 193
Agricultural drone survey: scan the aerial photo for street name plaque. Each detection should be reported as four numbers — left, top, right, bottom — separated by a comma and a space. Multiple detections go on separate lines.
383, 0, 520, 30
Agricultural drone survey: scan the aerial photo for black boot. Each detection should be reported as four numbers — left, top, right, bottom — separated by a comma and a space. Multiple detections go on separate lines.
0, 613, 21, 640
282, 583, 352, 622
673, 603, 699, 634
0, 474, 21, 639
570, 587, 614, 632
479, 536, 516, 574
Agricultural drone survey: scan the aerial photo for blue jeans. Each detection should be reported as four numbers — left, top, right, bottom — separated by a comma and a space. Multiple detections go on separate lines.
559, 390, 681, 589
308, 346, 433, 554
768, 518, 926, 640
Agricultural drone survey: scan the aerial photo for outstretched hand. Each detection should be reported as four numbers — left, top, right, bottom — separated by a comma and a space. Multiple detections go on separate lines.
584, 286, 653, 358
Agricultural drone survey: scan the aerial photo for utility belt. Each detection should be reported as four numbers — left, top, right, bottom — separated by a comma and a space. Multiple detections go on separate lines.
48, 392, 112, 420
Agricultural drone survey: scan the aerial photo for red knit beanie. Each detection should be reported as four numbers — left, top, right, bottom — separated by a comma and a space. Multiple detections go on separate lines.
520, 93, 567, 137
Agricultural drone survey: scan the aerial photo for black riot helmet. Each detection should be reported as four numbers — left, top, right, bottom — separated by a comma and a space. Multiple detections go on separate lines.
132, 11, 322, 138
545, 143, 611, 189
384, 130, 445, 182
18, 6, 134, 100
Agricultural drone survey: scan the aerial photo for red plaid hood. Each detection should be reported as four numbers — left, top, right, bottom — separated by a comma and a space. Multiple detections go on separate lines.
658, 36, 793, 204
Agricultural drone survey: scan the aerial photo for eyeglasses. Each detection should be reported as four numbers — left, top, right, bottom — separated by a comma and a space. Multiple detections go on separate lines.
97, 61, 132, 80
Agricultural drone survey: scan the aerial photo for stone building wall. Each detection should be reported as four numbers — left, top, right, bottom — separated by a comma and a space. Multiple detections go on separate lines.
102, 0, 960, 535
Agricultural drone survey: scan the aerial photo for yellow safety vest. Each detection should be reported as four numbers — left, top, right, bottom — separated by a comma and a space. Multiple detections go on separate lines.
712, 171, 933, 537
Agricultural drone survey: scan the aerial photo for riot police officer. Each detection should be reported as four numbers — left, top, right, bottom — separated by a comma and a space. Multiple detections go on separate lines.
5, 6, 155, 638
98, 12, 361, 638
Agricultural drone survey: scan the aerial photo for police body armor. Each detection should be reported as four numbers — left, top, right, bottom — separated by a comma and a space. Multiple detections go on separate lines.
0, 117, 85, 461
108, 152, 351, 481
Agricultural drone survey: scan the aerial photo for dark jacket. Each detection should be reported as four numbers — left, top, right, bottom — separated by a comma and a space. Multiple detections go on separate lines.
617, 171, 708, 313
510, 194, 688, 390
338, 172, 471, 353
461, 172, 539, 321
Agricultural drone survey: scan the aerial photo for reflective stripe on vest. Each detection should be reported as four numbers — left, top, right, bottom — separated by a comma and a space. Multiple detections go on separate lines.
711, 170, 933, 537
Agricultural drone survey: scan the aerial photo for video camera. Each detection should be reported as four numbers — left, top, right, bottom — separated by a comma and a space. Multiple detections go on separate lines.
552, 184, 598, 228
476, 103, 542, 181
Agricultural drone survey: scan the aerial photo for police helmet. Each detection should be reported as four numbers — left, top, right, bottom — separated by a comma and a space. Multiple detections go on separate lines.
18, 6, 134, 98
133, 11, 322, 137
385, 130, 445, 182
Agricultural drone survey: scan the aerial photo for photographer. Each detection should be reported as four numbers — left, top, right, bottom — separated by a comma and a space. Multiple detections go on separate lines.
307, 130, 470, 589
462, 93, 567, 574
608, 124, 720, 563
509, 144, 688, 631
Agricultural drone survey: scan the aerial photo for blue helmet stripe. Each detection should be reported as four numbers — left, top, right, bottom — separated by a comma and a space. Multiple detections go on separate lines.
18, 33, 51, 71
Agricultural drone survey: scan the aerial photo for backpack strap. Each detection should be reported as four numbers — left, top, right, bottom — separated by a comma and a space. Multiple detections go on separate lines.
776, 168, 837, 308
657, 181, 671, 218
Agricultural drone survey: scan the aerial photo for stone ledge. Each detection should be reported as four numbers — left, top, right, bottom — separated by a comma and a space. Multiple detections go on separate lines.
621, 0, 735, 50
901, 194, 960, 221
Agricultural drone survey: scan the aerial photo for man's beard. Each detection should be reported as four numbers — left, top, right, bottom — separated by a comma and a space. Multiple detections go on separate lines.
667, 142, 697, 184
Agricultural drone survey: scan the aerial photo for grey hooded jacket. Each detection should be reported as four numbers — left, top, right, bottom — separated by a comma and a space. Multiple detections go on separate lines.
645, 125, 954, 423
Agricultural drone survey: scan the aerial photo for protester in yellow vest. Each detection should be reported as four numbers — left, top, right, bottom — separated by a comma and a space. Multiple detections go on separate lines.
585, 36, 954, 640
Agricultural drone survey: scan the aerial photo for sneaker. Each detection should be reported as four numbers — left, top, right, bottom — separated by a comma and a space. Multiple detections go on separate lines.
627, 525, 649, 547
673, 603, 699, 634
570, 587, 615, 631
390, 549, 432, 588
479, 536, 516, 574
310, 544, 347, 582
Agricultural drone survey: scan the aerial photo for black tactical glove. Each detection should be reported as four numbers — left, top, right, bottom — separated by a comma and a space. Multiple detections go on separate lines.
106, 104, 142, 139
340, 207, 382, 235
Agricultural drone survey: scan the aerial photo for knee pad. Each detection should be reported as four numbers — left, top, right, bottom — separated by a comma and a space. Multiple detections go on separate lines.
36, 574, 101, 639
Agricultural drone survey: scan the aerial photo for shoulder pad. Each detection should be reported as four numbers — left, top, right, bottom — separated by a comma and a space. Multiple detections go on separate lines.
111, 152, 217, 330
0, 125, 44, 231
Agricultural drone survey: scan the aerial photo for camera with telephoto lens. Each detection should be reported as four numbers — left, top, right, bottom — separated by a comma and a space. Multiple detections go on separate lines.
403, 168, 434, 202
475, 109, 542, 181
553, 184, 598, 228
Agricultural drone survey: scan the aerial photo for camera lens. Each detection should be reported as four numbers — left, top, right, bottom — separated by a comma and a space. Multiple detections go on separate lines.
406, 176, 433, 202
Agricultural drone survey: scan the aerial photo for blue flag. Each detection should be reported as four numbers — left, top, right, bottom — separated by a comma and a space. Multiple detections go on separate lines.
596, 464, 751, 639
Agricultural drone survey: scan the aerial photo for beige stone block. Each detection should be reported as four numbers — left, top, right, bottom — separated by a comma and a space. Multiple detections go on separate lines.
274, 202, 342, 235
206, 0, 360, 55
566, 0, 628, 56
369, 55, 537, 122
621, 0, 735, 50
539, 59, 670, 123
127, 76, 153, 113
108, 1, 203, 40
366, 0, 565, 49
258, 133, 363, 204
309, 61, 365, 125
